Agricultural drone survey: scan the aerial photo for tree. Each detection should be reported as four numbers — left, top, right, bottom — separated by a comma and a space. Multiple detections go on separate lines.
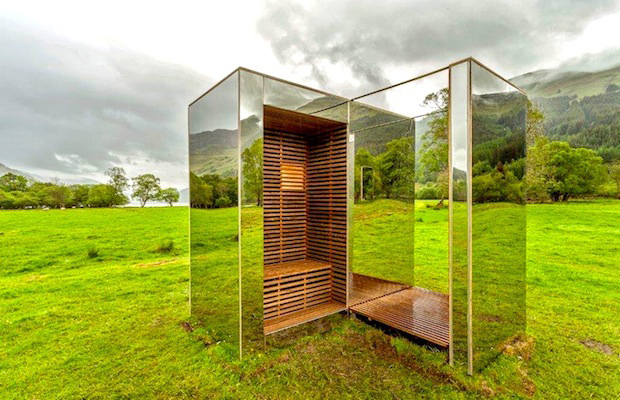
526, 103, 551, 202
45, 184, 73, 208
87, 184, 117, 207
378, 137, 415, 199
242, 138, 263, 206
0, 173, 28, 192
131, 174, 161, 207
418, 89, 449, 202
158, 188, 179, 207
71, 185, 91, 207
190, 172, 213, 208
13, 192, 38, 209
29, 182, 55, 207
526, 101, 545, 147
0, 190, 16, 209
529, 140, 607, 201
105, 166, 129, 205
608, 162, 620, 199
200, 173, 237, 208
548, 142, 606, 201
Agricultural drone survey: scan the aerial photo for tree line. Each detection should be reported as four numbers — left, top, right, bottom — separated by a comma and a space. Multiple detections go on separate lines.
0, 167, 180, 210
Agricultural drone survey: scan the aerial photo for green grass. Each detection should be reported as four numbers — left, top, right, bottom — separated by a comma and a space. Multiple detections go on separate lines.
0, 201, 618, 398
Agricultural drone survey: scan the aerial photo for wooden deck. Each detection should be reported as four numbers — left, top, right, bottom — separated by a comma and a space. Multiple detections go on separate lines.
350, 273, 450, 347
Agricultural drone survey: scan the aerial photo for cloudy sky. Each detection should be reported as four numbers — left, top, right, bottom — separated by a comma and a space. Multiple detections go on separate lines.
1, 0, 620, 189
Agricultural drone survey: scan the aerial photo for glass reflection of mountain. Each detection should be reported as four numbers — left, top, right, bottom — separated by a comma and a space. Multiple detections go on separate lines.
472, 91, 527, 164
189, 115, 261, 177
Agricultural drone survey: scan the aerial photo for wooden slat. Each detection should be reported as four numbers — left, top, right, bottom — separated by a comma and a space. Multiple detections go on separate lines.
350, 273, 450, 347
264, 259, 331, 279
264, 301, 345, 335
307, 126, 348, 303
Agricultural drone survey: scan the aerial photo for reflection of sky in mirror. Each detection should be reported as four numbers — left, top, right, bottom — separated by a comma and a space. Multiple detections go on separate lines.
189, 72, 238, 134
240, 70, 263, 120
354, 69, 448, 118
471, 61, 517, 95
414, 111, 447, 152
264, 77, 346, 112
450, 62, 469, 172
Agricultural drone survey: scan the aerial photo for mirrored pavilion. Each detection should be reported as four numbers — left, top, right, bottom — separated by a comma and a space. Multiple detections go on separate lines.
188, 58, 527, 374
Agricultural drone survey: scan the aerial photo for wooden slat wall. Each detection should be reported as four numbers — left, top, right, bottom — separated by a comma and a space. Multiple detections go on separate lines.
263, 106, 348, 327
263, 129, 308, 265
264, 265, 332, 320
307, 127, 348, 304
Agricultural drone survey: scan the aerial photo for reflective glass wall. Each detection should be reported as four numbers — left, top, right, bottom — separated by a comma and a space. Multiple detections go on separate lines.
239, 70, 265, 354
470, 61, 527, 371
449, 59, 527, 374
449, 61, 471, 370
189, 72, 240, 357
348, 97, 416, 290
348, 70, 450, 294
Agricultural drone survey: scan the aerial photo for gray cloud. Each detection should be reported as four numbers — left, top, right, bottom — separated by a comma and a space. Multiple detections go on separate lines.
258, 0, 620, 96
554, 47, 620, 73
0, 20, 209, 178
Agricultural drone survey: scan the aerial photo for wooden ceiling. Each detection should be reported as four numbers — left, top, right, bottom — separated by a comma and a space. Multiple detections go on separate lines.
264, 105, 347, 135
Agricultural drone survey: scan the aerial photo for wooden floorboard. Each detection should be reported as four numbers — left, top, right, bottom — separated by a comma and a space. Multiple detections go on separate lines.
350, 274, 449, 347
349, 273, 411, 306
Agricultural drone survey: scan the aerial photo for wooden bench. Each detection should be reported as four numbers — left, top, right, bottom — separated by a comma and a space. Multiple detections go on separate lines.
263, 259, 344, 334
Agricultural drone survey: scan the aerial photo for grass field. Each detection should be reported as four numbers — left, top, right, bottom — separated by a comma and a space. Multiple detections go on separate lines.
0, 201, 619, 398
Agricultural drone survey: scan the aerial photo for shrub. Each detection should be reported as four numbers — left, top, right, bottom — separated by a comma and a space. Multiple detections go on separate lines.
215, 196, 232, 208
156, 240, 175, 253
416, 186, 438, 200
87, 247, 99, 258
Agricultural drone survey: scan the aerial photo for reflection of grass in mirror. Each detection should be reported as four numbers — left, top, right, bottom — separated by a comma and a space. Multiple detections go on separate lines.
240, 206, 265, 353
190, 207, 239, 354
353, 199, 449, 292
352, 199, 415, 286
0, 200, 618, 398
472, 202, 526, 371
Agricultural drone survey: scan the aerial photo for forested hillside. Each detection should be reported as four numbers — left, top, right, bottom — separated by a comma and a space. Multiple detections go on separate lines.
512, 64, 620, 162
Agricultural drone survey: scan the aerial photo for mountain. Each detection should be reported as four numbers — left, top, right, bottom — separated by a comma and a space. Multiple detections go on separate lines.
511, 63, 620, 162
54, 177, 100, 186
511, 65, 620, 100
0, 162, 37, 181
0, 162, 100, 185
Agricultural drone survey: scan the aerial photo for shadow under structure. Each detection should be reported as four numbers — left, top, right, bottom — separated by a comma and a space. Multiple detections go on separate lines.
188, 58, 527, 375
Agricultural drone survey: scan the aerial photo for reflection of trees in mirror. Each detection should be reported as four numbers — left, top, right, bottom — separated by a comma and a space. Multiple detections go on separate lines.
190, 172, 238, 209
417, 89, 449, 205
471, 91, 527, 204
354, 136, 414, 203
242, 138, 263, 206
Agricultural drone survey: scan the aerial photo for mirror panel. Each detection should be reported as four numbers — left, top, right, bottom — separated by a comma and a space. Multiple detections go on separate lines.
449, 61, 471, 370
264, 78, 348, 122
348, 100, 415, 290
471, 61, 527, 371
189, 72, 240, 357
239, 70, 265, 354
